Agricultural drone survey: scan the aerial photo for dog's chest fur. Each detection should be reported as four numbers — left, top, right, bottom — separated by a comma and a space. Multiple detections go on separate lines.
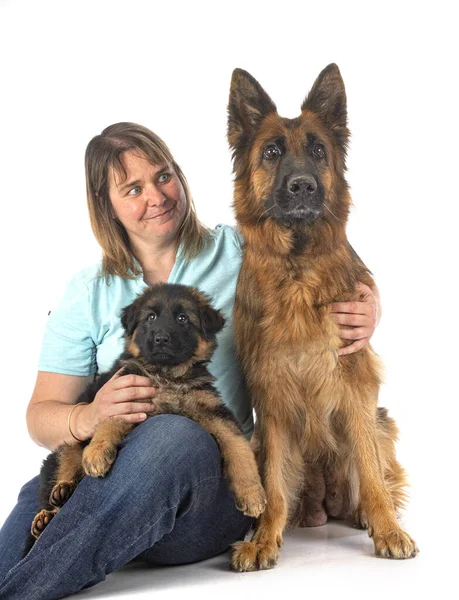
234, 244, 378, 451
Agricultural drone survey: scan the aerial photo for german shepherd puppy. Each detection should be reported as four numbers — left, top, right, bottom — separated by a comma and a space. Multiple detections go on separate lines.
227, 64, 418, 571
27, 283, 266, 553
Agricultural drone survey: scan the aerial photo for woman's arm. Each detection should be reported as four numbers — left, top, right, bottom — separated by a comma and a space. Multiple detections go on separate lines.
26, 372, 93, 451
27, 371, 157, 451
329, 282, 382, 356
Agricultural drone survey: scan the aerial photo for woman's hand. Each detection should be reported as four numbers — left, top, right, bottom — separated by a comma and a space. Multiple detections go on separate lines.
329, 282, 382, 356
76, 370, 158, 439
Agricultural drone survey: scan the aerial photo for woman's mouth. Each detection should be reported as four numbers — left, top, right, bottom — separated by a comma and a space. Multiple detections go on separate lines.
145, 206, 174, 220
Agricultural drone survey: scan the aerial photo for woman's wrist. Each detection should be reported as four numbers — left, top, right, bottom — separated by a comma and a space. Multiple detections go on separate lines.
71, 403, 95, 442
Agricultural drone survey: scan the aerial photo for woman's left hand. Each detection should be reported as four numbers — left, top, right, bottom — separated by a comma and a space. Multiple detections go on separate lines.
329, 282, 382, 356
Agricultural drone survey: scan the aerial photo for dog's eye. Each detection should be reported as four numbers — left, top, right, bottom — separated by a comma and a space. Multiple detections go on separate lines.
263, 145, 282, 160
177, 313, 188, 324
148, 313, 157, 321
313, 144, 326, 159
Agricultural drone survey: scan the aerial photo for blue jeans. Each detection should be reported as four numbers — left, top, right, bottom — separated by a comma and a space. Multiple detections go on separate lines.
0, 415, 252, 599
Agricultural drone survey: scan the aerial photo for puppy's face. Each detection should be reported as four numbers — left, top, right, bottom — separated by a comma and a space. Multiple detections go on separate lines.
121, 284, 225, 367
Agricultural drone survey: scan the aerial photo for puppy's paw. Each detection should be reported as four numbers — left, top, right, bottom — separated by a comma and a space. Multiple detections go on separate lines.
49, 481, 75, 508
31, 509, 56, 539
374, 529, 419, 559
82, 442, 117, 477
231, 540, 280, 572
234, 485, 267, 518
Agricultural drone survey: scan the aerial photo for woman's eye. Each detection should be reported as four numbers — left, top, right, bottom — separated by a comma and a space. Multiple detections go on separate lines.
263, 145, 281, 160
177, 313, 188, 324
313, 144, 326, 159
158, 173, 171, 183
128, 186, 141, 196
148, 313, 157, 321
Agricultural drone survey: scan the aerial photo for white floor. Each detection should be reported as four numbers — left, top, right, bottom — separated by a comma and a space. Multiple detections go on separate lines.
76, 501, 451, 600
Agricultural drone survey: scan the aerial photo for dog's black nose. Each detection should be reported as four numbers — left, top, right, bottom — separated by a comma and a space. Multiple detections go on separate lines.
288, 175, 317, 195
154, 332, 171, 346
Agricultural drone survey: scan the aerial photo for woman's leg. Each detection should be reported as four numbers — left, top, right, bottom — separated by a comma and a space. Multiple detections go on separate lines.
0, 415, 252, 600
0, 475, 40, 579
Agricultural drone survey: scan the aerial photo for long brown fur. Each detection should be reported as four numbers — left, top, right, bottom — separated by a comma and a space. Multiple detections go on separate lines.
227, 64, 418, 571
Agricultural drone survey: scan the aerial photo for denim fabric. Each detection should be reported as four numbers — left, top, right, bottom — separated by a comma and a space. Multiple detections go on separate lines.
0, 415, 253, 599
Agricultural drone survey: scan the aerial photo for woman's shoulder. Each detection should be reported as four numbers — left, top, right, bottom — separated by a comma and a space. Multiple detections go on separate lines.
67, 261, 137, 300
210, 223, 244, 254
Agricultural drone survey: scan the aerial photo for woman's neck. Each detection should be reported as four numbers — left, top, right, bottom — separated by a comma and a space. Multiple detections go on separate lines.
133, 237, 179, 286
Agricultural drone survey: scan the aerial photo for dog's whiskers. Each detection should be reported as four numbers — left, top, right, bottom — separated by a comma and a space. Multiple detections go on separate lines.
324, 203, 341, 221
256, 205, 275, 224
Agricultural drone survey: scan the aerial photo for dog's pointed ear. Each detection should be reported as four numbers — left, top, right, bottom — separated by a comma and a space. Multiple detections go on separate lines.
227, 68, 277, 153
200, 305, 226, 340
121, 301, 140, 336
301, 64, 348, 149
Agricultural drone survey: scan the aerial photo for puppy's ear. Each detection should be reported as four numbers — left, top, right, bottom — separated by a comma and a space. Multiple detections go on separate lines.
121, 301, 140, 336
200, 305, 226, 340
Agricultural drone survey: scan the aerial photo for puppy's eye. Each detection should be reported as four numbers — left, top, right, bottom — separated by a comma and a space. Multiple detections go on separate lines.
177, 313, 188, 324
263, 144, 282, 160
148, 313, 157, 321
313, 144, 326, 159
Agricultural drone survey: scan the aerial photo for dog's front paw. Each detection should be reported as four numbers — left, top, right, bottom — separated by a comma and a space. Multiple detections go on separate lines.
49, 481, 75, 508
231, 539, 281, 572
31, 509, 56, 539
374, 529, 419, 559
234, 485, 267, 518
82, 442, 117, 477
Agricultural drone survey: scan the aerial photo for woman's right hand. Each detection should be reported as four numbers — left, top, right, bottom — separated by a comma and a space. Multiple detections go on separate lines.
78, 370, 158, 439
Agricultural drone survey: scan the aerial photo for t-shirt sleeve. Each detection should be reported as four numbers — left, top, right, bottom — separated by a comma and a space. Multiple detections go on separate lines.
38, 274, 98, 376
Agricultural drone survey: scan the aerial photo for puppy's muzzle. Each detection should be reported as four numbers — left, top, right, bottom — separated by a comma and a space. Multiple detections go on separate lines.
154, 331, 171, 346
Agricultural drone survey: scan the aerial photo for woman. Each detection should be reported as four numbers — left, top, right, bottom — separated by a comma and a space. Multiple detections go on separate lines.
0, 123, 380, 599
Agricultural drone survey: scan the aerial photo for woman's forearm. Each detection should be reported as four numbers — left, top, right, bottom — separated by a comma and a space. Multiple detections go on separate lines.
26, 400, 92, 451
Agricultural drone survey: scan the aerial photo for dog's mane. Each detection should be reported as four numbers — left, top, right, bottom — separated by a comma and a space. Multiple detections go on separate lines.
119, 357, 216, 392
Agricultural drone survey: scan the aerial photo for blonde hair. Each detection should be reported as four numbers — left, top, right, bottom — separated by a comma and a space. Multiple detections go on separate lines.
85, 122, 211, 279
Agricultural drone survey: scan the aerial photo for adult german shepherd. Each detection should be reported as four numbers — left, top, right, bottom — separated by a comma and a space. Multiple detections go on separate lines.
227, 64, 418, 571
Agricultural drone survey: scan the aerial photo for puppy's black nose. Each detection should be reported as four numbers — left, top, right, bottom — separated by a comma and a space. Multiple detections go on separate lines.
288, 175, 317, 195
154, 332, 171, 346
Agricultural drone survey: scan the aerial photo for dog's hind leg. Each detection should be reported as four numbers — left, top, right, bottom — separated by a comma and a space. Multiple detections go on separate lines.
290, 460, 328, 528
49, 443, 85, 508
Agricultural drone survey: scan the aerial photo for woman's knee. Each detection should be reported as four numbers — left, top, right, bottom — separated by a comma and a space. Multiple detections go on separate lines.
114, 415, 222, 484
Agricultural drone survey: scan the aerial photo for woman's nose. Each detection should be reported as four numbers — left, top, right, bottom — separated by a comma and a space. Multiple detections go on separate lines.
145, 184, 165, 206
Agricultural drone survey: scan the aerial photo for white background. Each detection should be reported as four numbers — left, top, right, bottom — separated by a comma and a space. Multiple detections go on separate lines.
0, 0, 457, 598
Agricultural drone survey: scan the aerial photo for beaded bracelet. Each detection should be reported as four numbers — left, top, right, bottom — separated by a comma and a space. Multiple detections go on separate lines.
68, 402, 89, 443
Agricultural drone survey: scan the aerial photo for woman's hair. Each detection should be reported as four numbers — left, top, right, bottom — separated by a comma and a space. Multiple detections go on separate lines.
85, 122, 211, 279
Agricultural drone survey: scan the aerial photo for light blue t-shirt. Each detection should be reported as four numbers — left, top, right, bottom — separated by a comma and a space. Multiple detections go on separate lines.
38, 224, 254, 438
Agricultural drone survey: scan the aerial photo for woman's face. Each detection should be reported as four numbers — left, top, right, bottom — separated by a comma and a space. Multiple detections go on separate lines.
109, 151, 187, 246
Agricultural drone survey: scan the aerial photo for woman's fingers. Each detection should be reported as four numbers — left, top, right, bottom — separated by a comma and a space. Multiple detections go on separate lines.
110, 384, 158, 405
329, 311, 374, 328
338, 338, 369, 356
110, 372, 154, 390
